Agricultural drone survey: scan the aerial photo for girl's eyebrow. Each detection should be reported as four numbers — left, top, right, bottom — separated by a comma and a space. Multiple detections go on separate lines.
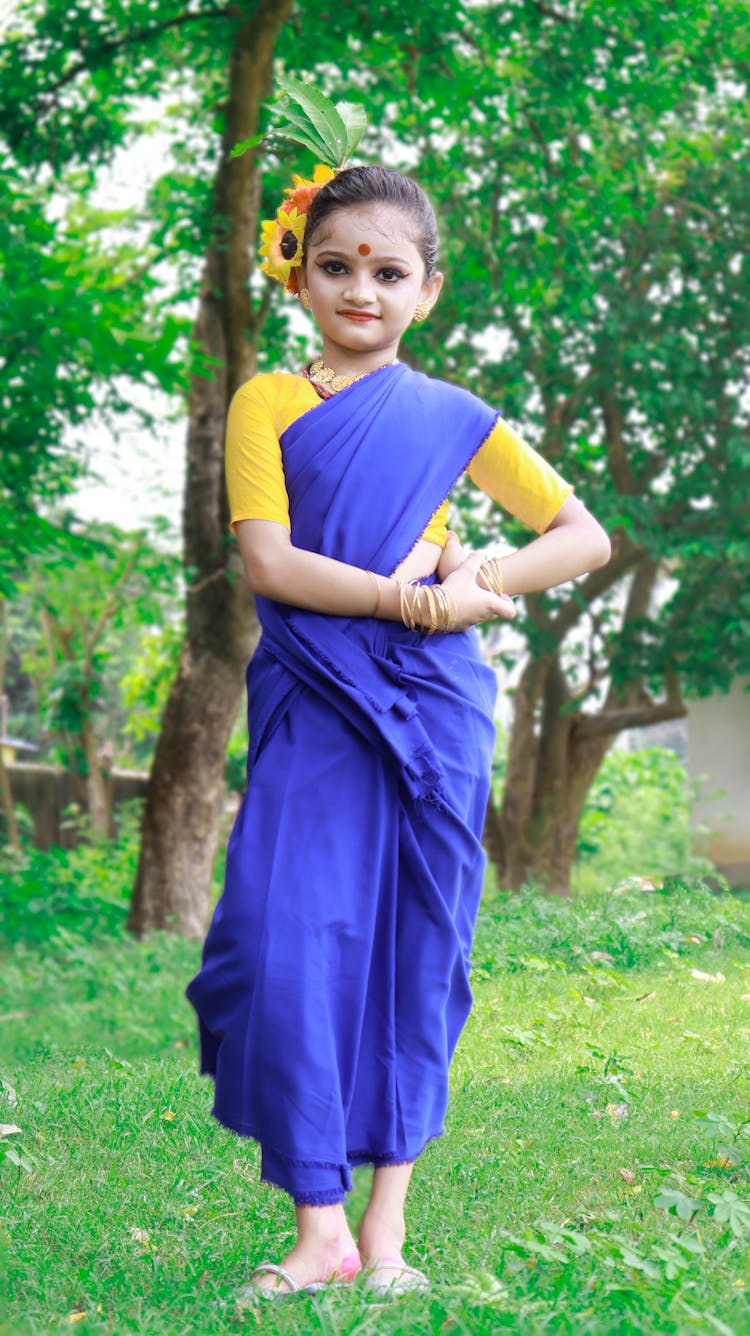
315, 249, 412, 266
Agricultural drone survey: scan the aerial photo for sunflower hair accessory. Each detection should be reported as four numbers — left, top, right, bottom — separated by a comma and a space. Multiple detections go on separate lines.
256, 77, 367, 296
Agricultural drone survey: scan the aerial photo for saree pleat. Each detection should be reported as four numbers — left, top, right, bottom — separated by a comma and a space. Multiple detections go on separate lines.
186, 365, 499, 1202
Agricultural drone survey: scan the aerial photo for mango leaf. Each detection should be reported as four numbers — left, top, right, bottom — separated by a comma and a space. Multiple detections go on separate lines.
269, 125, 332, 162
335, 101, 367, 158
267, 101, 331, 161
275, 75, 350, 166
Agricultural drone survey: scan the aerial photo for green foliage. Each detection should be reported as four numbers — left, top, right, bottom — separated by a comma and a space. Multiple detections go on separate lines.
574, 747, 714, 894
0, 160, 185, 588
223, 707, 249, 796
0, 803, 141, 947
119, 616, 184, 762
10, 519, 180, 772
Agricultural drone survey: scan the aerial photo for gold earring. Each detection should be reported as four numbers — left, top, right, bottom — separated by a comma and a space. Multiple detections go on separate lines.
413, 301, 431, 323
299, 287, 312, 311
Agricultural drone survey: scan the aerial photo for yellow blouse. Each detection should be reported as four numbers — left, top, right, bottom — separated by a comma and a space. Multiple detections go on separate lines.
226, 372, 573, 543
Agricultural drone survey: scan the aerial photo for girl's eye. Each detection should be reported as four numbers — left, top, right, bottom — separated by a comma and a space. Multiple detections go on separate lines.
319, 261, 347, 275
378, 268, 406, 283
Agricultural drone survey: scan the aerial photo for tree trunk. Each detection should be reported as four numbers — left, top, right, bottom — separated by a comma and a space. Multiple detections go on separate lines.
0, 604, 20, 850
483, 552, 687, 896
485, 654, 614, 895
81, 715, 112, 839
486, 721, 613, 896
128, 0, 292, 938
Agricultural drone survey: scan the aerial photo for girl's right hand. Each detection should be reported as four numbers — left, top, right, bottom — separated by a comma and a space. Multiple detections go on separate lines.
442, 552, 516, 630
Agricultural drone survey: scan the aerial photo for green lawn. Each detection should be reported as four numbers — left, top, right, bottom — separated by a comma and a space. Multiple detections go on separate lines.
1, 852, 749, 1334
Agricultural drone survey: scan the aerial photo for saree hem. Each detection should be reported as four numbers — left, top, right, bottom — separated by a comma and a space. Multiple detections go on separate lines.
210, 1105, 342, 1168
289, 1190, 348, 1206
348, 1129, 444, 1168
209, 1103, 444, 1171
209, 1098, 443, 1201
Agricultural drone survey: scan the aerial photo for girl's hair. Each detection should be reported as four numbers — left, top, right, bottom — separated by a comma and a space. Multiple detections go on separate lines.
303, 165, 439, 275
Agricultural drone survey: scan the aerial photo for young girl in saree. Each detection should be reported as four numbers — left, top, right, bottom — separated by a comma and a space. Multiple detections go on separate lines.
186, 164, 610, 1301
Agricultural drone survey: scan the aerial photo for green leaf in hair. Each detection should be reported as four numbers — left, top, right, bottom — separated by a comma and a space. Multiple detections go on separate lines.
335, 102, 367, 160
274, 75, 359, 169
267, 101, 331, 162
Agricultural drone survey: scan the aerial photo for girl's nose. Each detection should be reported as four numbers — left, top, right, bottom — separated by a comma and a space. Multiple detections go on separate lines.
342, 271, 376, 305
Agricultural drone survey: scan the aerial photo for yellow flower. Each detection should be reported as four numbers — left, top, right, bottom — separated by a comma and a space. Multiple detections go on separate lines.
259, 204, 306, 286
292, 163, 336, 191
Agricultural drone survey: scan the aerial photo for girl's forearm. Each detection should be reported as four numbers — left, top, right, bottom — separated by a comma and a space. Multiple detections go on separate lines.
243, 535, 403, 620
491, 521, 611, 597
237, 522, 509, 630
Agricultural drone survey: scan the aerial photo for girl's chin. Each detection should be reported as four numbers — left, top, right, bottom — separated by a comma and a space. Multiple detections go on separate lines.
323, 333, 399, 358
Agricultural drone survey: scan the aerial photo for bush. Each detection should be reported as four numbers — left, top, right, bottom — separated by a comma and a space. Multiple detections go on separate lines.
574, 747, 715, 895
0, 803, 141, 948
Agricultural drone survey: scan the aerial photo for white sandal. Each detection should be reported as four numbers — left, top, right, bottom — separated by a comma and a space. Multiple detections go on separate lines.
237, 1252, 362, 1306
362, 1257, 430, 1300
237, 1263, 302, 1306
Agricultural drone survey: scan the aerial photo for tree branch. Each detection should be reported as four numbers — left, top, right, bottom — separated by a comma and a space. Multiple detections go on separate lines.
549, 529, 641, 642
84, 542, 143, 678
14, 5, 240, 135
600, 385, 641, 495
530, 1, 572, 22
576, 674, 685, 738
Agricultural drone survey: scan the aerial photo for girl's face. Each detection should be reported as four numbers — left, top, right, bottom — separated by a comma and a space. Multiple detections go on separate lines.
302, 204, 442, 371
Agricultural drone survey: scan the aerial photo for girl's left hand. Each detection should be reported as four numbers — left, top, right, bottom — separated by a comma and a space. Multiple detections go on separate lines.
437, 530, 465, 582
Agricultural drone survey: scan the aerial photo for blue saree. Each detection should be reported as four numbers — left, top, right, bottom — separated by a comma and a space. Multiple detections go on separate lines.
186, 362, 500, 1204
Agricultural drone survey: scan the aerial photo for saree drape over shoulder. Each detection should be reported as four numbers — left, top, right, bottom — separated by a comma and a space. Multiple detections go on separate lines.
186, 363, 500, 1204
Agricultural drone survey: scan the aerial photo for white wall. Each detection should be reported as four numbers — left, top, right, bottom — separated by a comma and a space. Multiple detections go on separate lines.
687, 678, 750, 885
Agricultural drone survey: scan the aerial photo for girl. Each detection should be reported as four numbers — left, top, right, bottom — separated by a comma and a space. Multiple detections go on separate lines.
186, 164, 610, 1302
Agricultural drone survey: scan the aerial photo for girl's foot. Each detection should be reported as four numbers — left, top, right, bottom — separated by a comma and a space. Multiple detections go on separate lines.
248, 1205, 361, 1295
357, 1204, 410, 1283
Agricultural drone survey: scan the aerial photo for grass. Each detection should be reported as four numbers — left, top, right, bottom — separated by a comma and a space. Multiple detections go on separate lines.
1, 822, 750, 1332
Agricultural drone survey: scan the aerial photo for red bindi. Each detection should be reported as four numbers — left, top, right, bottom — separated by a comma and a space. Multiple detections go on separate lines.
358, 243, 371, 255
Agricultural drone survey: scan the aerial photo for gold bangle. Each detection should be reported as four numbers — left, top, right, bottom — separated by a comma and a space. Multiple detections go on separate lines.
369, 571, 385, 617
399, 580, 418, 631
479, 556, 503, 598
423, 584, 438, 634
412, 584, 427, 632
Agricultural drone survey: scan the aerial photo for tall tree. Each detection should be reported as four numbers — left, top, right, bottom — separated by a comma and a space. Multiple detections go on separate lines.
128, 0, 292, 936
2, 0, 291, 928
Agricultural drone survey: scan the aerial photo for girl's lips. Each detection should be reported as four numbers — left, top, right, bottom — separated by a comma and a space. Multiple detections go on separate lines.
338, 311, 379, 322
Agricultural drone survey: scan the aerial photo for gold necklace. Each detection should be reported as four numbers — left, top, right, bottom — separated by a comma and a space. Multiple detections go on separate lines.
307, 357, 396, 394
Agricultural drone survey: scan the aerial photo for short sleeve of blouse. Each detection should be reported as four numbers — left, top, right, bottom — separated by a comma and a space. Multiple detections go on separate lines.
225, 376, 292, 533
468, 417, 573, 532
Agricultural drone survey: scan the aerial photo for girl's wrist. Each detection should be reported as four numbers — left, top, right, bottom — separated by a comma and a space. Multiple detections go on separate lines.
476, 556, 504, 597
398, 580, 457, 634
367, 573, 402, 622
